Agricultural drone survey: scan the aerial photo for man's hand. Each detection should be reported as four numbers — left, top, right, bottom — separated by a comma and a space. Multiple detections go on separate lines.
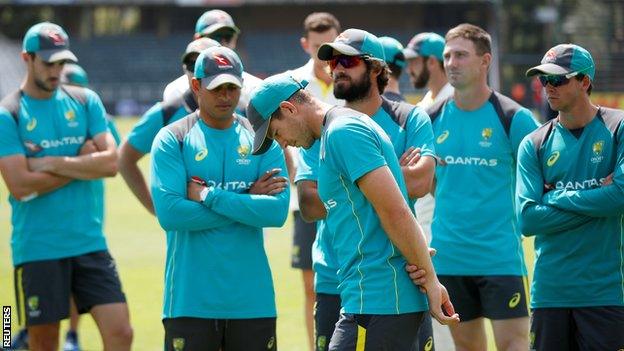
79, 139, 99, 155
424, 280, 460, 325
405, 248, 437, 290
187, 179, 206, 202
399, 147, 421, 167
602, 173, 614, 186
249, 168, 288, 195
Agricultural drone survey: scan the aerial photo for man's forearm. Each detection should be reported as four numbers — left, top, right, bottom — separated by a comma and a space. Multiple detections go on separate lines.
41, 150, 118, 179
402, 156, 435, 199
119, 155, 154, 214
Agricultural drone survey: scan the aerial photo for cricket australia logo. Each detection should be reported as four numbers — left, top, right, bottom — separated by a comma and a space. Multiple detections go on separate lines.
172, 337, 185, 351
479, 127, 493, 148
65, 110, 78, 127
236, 144, 251, 165
591, 140, 604, 164
27, 295, 41, 318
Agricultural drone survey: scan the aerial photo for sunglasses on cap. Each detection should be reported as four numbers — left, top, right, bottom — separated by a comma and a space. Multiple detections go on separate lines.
328, 55, 364, 71
538, 71, 582, 88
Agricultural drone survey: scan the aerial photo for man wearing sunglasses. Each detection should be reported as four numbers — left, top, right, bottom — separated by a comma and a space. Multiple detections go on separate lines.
0, 22, 132, 350
248, 72, 459, 351
119, 37, 218, 214
519, 44, 624, 350
163, 9, 262, 116
152, 46, 289, 350
405, 23, 539, 351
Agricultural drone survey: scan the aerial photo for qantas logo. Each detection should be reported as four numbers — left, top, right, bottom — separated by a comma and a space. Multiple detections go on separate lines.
438, 155, 498, 167
555, 177, 607, 190
46, 30, 66, 46
213, 55, 232, 69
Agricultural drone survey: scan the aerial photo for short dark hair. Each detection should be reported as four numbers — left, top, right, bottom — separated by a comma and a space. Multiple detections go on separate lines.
575, 74, 593, 95
388, 63, 402, 80
445, 23, 491, 56
303, 12, 341, 38
364, 57, 390, 94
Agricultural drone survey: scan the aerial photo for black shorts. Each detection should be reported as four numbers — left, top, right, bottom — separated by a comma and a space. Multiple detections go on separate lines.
314, 293, 342, 351
329, 312, 425, 351
415, 314, 434, 351
291, 210, 316, 270
14, 250, 126, 326
163, 317, 277, 351
530, 306, 624, 351
438, 275, 529, 322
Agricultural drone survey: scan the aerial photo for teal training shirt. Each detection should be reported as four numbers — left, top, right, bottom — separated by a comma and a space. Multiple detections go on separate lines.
0, 88, 110, 266
298, 98, 436, 296
150, 112, 289, 319
317, 106, 428, 315
516, 108, 624, 308
127, 89, 197, 154
429, 93, 538, 276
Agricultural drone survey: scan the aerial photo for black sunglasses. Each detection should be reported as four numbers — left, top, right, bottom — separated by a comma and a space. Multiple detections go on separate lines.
538, 71, 580, 88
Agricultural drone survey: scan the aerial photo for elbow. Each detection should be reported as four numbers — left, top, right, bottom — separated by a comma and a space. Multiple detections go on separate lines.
299, 204, 323, 223
104, 161, 118, 177
517, 211, 537, 236
267, 203, 290, 227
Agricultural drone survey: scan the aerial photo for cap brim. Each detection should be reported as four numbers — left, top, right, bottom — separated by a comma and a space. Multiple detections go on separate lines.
38, 49, 78, 63
202, 74, 243, 90
201, 23, 240, 36
526, 63, 571, 77
402, 48, 419, 60
317, 42, 361, 60
252, 117, 273, 155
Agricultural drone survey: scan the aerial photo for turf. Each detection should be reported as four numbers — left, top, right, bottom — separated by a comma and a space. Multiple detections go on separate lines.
0, 117, 534, 350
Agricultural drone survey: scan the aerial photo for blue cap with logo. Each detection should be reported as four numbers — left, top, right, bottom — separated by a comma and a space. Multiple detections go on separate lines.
403, 32, 445, 61
195, 10, 240, 37
317, 28, 385, 61
194, 46, 244, 90
61, 63, 89, 87
23, 22, 77, 63
247, 73, 309, 155
526, 44, 595, 80
379, 36, 406, 68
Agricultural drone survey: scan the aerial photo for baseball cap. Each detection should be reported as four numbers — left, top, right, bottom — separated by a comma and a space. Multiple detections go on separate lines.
182, 37, 220, 64
195, 10, 240, 37
526, 44, 595, 80
317, 28, 385, 61
61, 63, 89, 87
403, 32, 445, 61
194, 46, 244, 90
379, 36, 406, 68
23, 22, 77, 63
247, 74, 309, 155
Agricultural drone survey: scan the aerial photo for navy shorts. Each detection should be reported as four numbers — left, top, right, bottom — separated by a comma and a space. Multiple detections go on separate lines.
291, 210, 316, 270
14, 250, 126, 326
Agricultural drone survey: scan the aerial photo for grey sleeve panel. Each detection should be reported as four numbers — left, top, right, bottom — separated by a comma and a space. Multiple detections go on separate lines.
380, 96, 415, 129
236, 115, 254, 134
489, 91, 522, 137
0, 90, 22, 122
597, 107, 624, 143
165, 112, 200, 147
528, 118, 558, 155
424, 96, 451, 124
60, 85, 88, 105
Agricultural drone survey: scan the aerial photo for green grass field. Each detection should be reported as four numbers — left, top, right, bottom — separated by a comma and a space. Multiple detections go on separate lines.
0, 117, 535, 350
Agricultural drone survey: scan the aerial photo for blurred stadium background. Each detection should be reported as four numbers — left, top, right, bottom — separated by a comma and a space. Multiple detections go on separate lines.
0, 0, 622, 349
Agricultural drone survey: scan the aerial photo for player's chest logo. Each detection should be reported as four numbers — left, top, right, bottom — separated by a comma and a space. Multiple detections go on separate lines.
590, 140, 604, 164
478, 127, 493, 148
64, 110, 78, 128
236, 144, 251, 166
